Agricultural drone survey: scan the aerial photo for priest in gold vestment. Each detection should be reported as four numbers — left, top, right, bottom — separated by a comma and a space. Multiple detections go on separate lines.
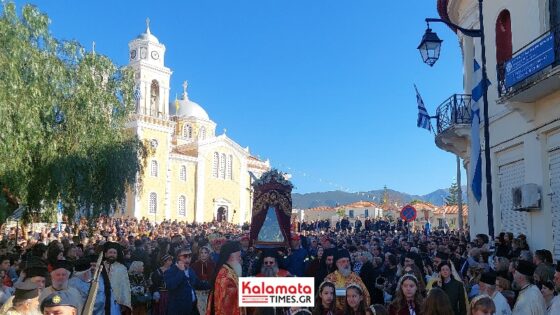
324, 249, 370, 311
206, 241, 246, 315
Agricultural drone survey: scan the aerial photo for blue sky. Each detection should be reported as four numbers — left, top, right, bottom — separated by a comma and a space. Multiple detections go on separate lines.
10, 0, 467, 195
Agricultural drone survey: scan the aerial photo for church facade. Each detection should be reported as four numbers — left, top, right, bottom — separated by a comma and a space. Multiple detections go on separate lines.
121, 21, 269, 224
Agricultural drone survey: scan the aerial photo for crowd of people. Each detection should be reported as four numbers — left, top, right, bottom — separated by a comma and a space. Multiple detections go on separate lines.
0, 215, 558, 315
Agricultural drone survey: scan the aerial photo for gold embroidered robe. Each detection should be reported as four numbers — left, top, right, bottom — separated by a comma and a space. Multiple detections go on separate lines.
206, 265, 246, 315
324, 270, 370, 311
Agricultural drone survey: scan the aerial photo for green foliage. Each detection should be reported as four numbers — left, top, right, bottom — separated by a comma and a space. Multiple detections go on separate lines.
445, 181, 459, 206
0, 3, 146, 222
336, 208, 345, 217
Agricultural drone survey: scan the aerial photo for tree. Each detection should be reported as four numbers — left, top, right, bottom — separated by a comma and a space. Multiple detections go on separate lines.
0, 3, 147, 222
445, 180, 459, 206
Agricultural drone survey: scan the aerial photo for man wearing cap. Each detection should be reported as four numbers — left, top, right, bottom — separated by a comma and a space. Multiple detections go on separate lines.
68, 256, 120, 315
512, 260, 546, 315
38, 260, 83, 314
0, 259, 48, 313
324, 249, 370, 311
206, 241, 245, 315
283, 234, 308, 277
41, 291, 78, 315
479, 271, 511, 315
3, 281, 41, 315
103, 241, 131, 314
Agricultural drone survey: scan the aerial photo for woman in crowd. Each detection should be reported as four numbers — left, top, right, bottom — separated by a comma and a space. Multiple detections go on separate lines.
342, 284, 373, 315
421, 287, 454, 315
129, 261, 150, 315
541, 280, 558, 313
312, 281, 335, 315
433, 262, 466, 315
150, 254, 172, 315
469, 295, 495, 315
388, 274, 423, 315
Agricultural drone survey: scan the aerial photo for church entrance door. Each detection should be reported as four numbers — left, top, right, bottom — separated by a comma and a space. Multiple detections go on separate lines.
217, 206, 228, 222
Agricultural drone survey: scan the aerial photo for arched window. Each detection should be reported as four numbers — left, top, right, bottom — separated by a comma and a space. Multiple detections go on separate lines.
180, 165, 187, 181
149, 192, 157, 214
183, 124, 192, 139
213, 152, 219, 178
220, 153, 226, 179
227, 155, 233, 180
150, 80, 160, 116
178, 195, 186, 216
495, 10, 512, 65
199, 126, 207, 140
151, 160, 158, 177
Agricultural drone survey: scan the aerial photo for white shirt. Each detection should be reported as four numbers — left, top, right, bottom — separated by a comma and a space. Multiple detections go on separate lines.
492, 291, 512, 315
512, 284, 546, 315
548, 295, 560, 315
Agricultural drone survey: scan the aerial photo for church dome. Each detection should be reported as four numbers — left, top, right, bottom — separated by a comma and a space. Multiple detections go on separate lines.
136, 18, 160, 44
170, 81, 210, 120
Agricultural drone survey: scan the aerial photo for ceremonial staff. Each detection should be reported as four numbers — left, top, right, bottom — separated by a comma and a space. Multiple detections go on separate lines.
81, 252, 104, 315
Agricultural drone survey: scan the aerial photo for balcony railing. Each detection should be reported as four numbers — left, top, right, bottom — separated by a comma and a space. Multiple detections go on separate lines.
136, 108, 168, 120
435, 94, 472, 135
497, 24, 560, 97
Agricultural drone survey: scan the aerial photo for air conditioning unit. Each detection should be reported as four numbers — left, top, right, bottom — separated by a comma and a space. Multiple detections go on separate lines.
512, 183, 541, 211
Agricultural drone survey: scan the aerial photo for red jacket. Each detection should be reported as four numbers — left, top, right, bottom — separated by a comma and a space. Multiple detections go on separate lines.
191, 259, 215, 282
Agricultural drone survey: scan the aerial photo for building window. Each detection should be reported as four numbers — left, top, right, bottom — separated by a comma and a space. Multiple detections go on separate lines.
149, 192, 157, 214
183, 124, 192, 139
199, 126, 206, 140
150, 80, 159, 116
364, 209, 369, 218
150, 160, 158, 177
178, 195, 186, 216
213, 152, 219, 178
180, 165, 187, 181
349, 210, 354, 218
227, 155, 233, 180
219, 153, 226, 179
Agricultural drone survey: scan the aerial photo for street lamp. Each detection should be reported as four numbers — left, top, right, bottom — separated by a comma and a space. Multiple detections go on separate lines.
418, 0, 495, 237
417, 25, 442, 67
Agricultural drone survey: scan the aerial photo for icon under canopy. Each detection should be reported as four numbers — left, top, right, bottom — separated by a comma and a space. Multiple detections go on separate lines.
257, 206, 285, 243
250, 169, 294, 249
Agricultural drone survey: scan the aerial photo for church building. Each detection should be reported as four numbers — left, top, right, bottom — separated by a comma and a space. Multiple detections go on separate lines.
121, 20, 270, 224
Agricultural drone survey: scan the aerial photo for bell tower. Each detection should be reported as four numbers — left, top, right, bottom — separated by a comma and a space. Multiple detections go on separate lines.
128, 18, 172, 118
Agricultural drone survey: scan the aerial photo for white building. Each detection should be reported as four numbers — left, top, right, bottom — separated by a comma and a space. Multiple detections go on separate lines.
433, 0, 560, 258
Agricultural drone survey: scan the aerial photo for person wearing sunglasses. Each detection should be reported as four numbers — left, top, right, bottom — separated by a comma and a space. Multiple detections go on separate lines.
256, 251, 291, 278
164, 247, 210, 315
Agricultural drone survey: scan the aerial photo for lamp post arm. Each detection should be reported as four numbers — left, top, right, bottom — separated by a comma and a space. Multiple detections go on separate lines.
425, 18, 482, 38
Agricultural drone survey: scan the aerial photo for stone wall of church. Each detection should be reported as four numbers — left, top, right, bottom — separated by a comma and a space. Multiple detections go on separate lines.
168, 158, 197, 222
201, 146, 243, 223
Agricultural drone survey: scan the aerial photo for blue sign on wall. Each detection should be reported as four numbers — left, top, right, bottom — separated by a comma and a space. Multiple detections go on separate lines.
505, 33, 555, 88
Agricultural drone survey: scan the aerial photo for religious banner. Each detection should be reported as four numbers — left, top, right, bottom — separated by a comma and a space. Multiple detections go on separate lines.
250, 169, 293, 248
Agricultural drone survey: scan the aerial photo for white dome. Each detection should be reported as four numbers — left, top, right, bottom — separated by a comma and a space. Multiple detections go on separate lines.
136, 18, 159, 44
170, 98, 209, 120
170, 81, 210, 120
136, 32, 159, 44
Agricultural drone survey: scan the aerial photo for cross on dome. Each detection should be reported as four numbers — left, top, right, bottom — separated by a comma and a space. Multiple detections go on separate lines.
182, 80, 189, 99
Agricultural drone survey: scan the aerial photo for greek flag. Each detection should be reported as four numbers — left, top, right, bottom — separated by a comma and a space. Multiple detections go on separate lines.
470, 59, 490, 203
415, 84, 432, 131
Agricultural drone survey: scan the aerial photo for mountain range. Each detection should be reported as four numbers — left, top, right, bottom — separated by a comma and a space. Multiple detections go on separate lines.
292, 186, 467, 209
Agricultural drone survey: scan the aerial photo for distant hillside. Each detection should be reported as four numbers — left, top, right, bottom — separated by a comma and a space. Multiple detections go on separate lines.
292, 187, 468, 209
